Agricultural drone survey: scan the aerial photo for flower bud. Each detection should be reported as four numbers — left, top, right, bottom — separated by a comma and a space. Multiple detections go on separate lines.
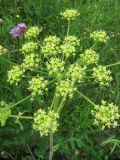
0, 18, 3, 25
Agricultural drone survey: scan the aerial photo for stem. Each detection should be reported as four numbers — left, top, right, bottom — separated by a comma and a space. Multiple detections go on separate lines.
106, 61, 120, 68
0, 56, 16, 65
26, 145, 36, 160
67, 20, 70, 36
57, 96, 66, 113
10, 95, 32, 109
76, 90, 96, 106
0, 56, 47, 74
49, 131, 54, 160
10, 115, 33, 119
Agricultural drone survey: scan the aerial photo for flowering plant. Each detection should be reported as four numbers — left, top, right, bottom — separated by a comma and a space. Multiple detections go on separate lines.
0, 8, 119, 160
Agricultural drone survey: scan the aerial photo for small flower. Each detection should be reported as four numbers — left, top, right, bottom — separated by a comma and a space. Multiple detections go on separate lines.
92, 66, 112, 87
91, 101, 120, 130
56, 79, 76, 98
67, 63, 86, 83
16, 15, 20, 18
10, 22, 26, 38
33, 109, 59, 136
20, 42, 38, 55
22, 53, 40, 70
0, 104, 11, 126
0, 18, 3, 25
10, 26, 21, 38
25, 26, 42, 39
46, 58, 65, 77
90, 30, 109, 43
60, 43, 76, 58
61, 9, 80, 21
0, 45, 4, 56
41, 36, 60, 57
63, 36, 80, 46
7, 65, 25, 85
80, 49, 99, 65
17, 22, 26, 33
28, 76, 48, 97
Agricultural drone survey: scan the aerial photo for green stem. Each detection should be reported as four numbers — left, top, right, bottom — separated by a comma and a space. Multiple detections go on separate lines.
67, 20, 70, 36
57, 96, 66, 113
49, 131, 54, 160
26, 145, 36, 160
76, 90, 96, 106
0, 56, 16, 65
10, 95, 32, 109
50, 92, 56, 110
0, 56, 47, 74
90, 42, 97, 49
10, 115, 33, 119
106, 61, 120, 68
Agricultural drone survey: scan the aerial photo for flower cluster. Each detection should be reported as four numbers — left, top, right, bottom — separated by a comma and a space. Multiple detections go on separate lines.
56, 79, 76, 98
33, 109, 59, 136
60, 36, 79, 58
41, 36, 60, 57
80, 49, 99, 65
20, 42, 38, 55
91, 101, 120, 130
67, 63, 86, 83
60, 43, 76, 58
25, 26, 42, 39
0, 101, 11, 126
10, 22, 26, 38
0, 45, 4, 56
90, 30, 109, 43
28, 76, 48, 97
22, 53, 40, 70
92, 66, 112, 87
61, 9, 80, 20
7, 66, 25, 85
46, 58, 65, 77
63, 36, 80, 46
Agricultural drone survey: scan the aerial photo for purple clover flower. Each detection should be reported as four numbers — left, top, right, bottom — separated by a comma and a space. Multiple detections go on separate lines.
10, 22, 26, 39
17, 23, 26, 31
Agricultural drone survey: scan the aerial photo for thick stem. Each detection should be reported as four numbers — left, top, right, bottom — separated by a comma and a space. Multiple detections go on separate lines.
49, 131, 54, 160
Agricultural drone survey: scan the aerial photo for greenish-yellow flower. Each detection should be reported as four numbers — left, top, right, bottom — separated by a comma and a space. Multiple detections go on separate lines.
90, 30, 109, 43
63, 36, 80, 46
20, 42, 38, 55
7, 65, 25, 85
92, 100, 120, 130
28, 76, 48, 97
46, 58, 65, 77
22, 53, 40, 70
25, 26, 42, 39
67, 63, 86, 83
56, 79, 76, 98
41, 36, 60, 57
61, 9, 80, 20
0, 104, 11, 126
60, 43, 76, 58
92, 66, 112, 87
80, 49, 99, 65
33, 109, 59, 136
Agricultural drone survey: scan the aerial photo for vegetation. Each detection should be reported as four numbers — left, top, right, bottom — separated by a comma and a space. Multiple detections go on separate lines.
0, 0, 120, 160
